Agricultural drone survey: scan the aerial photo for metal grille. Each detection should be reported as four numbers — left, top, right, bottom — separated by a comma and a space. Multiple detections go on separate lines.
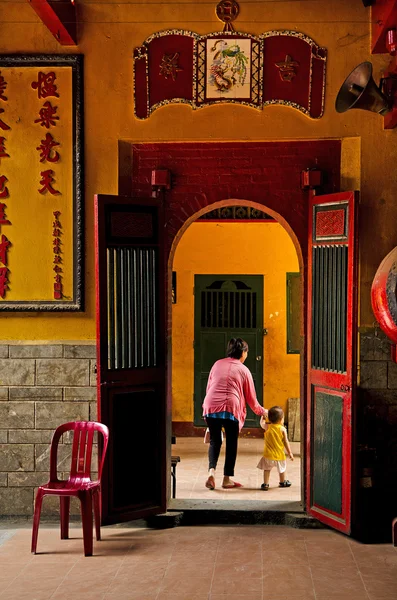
201, 290, 257, 328
312, 245, 347, 372
107, 248, 157, 369
199, 206, 274, 220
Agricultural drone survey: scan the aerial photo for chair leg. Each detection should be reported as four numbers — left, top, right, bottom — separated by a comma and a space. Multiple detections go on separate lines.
60, 497, 70, 540
80, 492, 93, 556
392, 517, 397, 546
31, 490, 44, 554
93, 491, 101, 542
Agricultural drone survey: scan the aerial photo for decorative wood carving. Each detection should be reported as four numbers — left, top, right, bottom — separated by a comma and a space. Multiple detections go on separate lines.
134, 4, 326, 120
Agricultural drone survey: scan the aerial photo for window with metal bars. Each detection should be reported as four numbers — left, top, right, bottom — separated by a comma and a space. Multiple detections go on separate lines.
107, 247, 157, 370
200, 280, 256, 329
312, 245, 347, 373
286, 272, 301, 354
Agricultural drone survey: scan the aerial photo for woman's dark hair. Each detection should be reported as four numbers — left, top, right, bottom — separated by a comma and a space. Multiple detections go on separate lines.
268, 406, 284, 424
227, 338, 248, 359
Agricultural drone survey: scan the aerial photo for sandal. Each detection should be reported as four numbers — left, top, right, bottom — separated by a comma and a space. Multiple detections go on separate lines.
205, 475, 215, 490
261, 483, 269, 491
222, 481, 243, 489
279, 480, 292, 487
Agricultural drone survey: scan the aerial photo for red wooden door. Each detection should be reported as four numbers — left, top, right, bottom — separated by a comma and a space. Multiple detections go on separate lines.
95, 194, 168, 525
306, 191, 358, 534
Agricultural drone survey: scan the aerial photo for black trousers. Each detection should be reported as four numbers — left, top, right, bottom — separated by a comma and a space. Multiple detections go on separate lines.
206, 417, 239, 476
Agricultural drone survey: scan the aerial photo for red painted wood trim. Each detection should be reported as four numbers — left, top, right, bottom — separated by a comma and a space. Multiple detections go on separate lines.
28, 0, 77, 46
371, 0, 397, 54
383, 107, 397, 129
134, 49, 148, 119
382, 57, 397, 129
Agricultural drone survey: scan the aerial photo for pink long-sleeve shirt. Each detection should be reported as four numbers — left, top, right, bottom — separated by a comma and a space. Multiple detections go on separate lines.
202, 357, 266, 431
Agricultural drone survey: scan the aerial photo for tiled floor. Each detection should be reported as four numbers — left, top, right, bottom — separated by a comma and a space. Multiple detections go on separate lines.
0, 524, 396, 599
174, 437, 301, 502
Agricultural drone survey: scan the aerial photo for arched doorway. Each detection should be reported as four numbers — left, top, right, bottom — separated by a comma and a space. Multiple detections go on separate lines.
170, 199, 302, 503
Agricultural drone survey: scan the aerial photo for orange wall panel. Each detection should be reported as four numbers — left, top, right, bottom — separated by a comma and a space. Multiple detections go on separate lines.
172, 222, 300, 420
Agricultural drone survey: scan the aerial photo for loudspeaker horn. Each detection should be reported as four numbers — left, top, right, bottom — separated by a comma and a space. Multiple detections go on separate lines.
335, 62, 391, 116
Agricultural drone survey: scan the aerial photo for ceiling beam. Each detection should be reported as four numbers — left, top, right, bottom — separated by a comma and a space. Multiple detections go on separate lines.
372, 0, 397, 54
28, 0, 77, 46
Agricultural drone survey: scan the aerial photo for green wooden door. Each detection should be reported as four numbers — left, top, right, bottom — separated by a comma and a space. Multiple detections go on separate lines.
194, 275, 264, 427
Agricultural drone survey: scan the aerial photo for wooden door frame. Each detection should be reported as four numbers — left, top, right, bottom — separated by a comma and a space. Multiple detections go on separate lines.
167, 199, 306, 507
118, 140, 344, 511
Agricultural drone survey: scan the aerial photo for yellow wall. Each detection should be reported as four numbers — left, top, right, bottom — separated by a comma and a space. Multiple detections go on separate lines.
0, 1, 395, 341
172, 222, 300, 420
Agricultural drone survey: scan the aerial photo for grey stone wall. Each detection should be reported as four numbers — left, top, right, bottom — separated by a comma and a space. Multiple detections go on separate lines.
359, 327, 397, 417
0, 343, 97, 517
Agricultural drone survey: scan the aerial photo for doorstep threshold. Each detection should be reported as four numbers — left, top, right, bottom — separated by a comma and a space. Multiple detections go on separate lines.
168, 499, 303, 512
163, 499, 322, 527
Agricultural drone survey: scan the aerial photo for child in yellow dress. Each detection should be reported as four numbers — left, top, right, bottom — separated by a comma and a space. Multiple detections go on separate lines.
257, 405, 294, 490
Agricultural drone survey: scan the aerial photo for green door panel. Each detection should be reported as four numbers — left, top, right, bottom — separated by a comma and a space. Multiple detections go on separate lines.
196, 332, 228, 424
200, 332, 228, 372
312, 389, 343, 515
286, 272, 301, 354
194, 275, 264, 427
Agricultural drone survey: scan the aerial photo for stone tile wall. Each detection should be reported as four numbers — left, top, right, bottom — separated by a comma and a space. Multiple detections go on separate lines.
359, 328, 397, 413
0, 343, 97, 517
1, 332, 395, 528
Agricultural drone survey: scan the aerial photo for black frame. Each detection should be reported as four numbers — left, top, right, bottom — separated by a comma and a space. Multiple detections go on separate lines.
286, 271, 301, 354
0, 54, 84, 311
171, 271, 177, 304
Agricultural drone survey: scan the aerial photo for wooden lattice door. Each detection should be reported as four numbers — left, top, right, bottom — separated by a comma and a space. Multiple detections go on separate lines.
95, 194, 168, 524
306, 191, 358, 534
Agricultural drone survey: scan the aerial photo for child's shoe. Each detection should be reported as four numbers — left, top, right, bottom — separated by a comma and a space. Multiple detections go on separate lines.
279, 480, 292, 487
260, 483, 269, 491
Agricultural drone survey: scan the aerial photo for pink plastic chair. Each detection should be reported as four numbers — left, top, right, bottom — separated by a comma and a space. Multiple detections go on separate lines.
31, 421, 109, 557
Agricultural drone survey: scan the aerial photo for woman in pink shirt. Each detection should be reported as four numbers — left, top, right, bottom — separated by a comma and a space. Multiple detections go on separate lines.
202, 338, 267, 490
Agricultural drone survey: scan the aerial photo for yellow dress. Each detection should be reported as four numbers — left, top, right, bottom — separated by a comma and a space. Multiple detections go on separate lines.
263, 423, 285, 461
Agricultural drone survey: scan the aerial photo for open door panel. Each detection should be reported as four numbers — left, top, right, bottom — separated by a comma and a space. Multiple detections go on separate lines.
306, 191, 358, 534
95, 194, 168, 525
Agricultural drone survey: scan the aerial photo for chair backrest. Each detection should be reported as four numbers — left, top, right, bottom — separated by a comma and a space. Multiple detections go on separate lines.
49, 421, 109, 482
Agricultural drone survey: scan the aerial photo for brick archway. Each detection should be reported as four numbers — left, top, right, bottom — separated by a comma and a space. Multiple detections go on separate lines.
129, 141, 341, 263
169, 197, 303, 271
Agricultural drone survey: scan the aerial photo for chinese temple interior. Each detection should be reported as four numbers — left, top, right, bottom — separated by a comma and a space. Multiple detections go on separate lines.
1, 4, 397, 596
